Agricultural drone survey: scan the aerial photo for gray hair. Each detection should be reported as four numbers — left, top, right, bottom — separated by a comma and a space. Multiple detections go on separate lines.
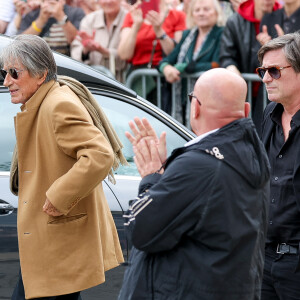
187, 0, 224, 29
257, 32, 300, 73
0, 35, 57, 82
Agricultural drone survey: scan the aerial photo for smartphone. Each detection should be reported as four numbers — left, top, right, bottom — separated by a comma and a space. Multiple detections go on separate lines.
141, 0, 159, 18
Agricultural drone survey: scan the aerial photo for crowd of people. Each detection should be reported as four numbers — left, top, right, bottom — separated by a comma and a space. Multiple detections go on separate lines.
1, 0, 299, 128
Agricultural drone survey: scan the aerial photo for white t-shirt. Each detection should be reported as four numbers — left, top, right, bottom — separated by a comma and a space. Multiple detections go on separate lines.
0, 0, 15, 22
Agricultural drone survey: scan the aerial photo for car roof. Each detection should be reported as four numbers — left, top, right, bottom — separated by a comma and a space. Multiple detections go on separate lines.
0, 34, 135, 97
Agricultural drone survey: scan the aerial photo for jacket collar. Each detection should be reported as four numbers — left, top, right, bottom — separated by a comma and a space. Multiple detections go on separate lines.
21, 80, 57, 112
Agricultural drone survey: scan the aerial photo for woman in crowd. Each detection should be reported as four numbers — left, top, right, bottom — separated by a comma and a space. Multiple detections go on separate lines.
117, 0, 186, 102
71, 0, 127, 82
158, 0, 224, 123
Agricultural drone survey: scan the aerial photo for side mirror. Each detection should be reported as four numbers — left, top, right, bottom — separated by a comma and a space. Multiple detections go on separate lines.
0, 199, 14, 216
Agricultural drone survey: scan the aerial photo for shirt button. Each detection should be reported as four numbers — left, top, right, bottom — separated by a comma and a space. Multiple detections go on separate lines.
271, 199, 275, 203
279, 155, 282, 158
275, 177, 278, 181
269, 221, 273, 225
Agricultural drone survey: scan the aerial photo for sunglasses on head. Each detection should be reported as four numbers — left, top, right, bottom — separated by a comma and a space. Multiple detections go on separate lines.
188, 92, 201, 106
0, 68, 24, 80
256, 65, 291, 80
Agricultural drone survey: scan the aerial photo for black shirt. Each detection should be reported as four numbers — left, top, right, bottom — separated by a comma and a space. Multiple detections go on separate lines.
263, 103, 300, 245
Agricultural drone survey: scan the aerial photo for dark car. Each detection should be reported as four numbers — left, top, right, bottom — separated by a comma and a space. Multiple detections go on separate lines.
0, 34, 195, 299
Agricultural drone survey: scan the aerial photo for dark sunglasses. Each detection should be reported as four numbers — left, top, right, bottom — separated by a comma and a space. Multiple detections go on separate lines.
188, 92, 201, 106
256, 65, 291, 80
0, 68, 24, 80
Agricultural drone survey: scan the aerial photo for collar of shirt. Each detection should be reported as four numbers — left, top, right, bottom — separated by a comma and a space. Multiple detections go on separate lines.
184, 128, 219, 147
271, 103, 300, 127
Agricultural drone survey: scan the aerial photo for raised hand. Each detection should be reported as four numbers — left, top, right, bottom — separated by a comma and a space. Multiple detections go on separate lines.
274, 24, 284, 37
125, 117, 167, 164
133, 139, 163, 177
256, 25, 271, 46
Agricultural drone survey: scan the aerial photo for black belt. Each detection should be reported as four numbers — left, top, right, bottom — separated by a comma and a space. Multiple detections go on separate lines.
275, 243, 298, 255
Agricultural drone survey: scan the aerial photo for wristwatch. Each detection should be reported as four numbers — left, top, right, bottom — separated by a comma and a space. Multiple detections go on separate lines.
57, 15, 69, 26
157, 33, 167, 40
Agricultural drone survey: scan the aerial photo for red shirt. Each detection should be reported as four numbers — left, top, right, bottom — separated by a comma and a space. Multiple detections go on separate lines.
122, 10, 186, 66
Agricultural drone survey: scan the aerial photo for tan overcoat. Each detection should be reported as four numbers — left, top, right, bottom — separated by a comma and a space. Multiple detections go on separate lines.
15, 80, 123, 299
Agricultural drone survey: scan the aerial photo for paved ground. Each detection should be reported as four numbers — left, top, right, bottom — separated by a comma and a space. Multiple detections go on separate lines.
0, 259, 126, 300
81, 264, 126, 300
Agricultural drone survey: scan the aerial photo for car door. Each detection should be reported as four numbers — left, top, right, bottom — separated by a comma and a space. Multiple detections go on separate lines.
0, 86, 194, 299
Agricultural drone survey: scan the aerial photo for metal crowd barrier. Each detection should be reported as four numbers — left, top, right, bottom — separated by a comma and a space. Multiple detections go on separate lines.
126, 68, 268, 125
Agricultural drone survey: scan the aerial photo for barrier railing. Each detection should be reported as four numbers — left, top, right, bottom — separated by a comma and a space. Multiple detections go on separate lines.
126, 68, 267, 126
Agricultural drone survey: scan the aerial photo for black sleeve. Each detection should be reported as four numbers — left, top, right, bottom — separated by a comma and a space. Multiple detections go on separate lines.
124, 151, 219, 253
219, 14, 240, 69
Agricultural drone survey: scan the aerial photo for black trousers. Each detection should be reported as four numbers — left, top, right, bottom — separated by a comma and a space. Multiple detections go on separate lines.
261, 247, 300, 300
12, 270, 82, 300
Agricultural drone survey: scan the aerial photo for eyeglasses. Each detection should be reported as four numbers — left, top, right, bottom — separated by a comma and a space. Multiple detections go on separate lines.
0, 68, 24, 80
256, 65, 291, 80
188, 92, 201, 106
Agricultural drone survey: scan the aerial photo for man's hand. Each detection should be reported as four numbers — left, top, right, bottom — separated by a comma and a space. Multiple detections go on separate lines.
125, 117, 167, 164
43, 198, 63, 216
133, 139, 163, 177
274, 24, 284, 36
256, 25, 271, 46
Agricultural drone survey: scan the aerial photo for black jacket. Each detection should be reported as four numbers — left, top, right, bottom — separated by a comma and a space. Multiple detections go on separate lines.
119, 118, 270, 300
220, 13, 260, 73
260, 7, 300, 39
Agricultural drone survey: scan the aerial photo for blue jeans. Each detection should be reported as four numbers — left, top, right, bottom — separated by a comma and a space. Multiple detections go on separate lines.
261, 246, 300, 300
11, 270, 82, 300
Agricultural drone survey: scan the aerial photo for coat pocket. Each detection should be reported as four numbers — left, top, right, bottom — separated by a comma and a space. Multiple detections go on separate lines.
47, 213, 87, 225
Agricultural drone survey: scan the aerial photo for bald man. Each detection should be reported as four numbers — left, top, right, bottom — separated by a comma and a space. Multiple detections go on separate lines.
118, 68, 270, 300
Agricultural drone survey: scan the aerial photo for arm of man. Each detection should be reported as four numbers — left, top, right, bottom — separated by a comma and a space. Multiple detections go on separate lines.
219, 16, 240, 70
51, 1, 81, 44
125, 150, 218, 253
45, 97, 114, 215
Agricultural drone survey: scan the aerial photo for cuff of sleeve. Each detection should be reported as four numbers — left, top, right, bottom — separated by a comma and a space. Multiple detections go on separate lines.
138, 173, 162, 195
159, 62, 169, 73
174, 62, 187, 73
211, 62, 219, 68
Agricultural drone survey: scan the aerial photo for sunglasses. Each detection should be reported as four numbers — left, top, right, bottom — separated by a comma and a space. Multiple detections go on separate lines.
256, 65, 291, 80
188, 92, 201, 106
0, 68, 24, 80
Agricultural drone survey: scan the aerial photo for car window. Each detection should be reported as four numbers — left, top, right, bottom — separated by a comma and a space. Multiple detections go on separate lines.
0, 92, 187, 176
95, 95, 187, 176
0, 94, 20, 171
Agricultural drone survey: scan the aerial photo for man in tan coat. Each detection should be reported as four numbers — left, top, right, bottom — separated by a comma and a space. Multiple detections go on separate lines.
0, 34, 124, 299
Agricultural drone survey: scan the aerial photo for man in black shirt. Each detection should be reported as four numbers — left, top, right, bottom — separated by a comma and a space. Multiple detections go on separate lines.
257, 32, 300, 299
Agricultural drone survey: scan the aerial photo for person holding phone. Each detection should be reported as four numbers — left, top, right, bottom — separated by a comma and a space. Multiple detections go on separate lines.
5, 0, 41, 36
117, 0, 186, 102
18, 0, 85, 56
